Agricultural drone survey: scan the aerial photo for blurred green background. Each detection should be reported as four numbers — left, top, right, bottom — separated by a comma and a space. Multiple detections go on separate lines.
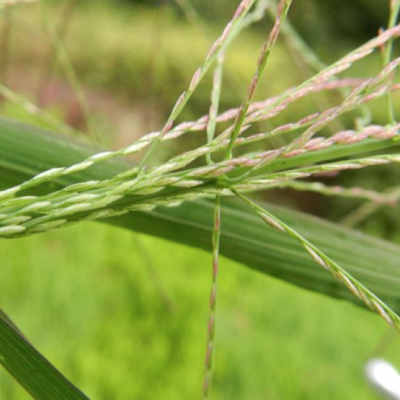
1, 0, 400, 399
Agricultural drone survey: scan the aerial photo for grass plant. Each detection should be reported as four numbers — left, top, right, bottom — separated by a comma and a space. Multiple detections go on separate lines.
1, 0, 400, 398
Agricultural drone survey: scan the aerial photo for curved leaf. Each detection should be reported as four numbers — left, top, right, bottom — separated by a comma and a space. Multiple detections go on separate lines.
1, 117, 400, 312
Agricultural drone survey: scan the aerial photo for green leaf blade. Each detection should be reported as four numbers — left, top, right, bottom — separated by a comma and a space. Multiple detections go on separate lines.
0, 311, 89, 400
1, 115, 400, 313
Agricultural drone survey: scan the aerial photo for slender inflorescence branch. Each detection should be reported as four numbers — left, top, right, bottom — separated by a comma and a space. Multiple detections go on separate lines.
282, 57, 400, 154
202, 47, 225, 399
235, 192, 400, 331
202, 195, 221, 399
224, 0, 293, 160
206, 53, 224, 165
271, 181, 397, 205
267, 0, 372, 129
236, 153, 400, 192
384, 0, 400, 123
338, 0, 400, 227
136, 0, 257, 176
227, 24, 400, 134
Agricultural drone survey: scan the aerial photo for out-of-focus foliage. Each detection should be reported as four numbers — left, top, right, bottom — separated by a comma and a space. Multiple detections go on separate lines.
108, 0, 389, 44
0, 224, 397, 400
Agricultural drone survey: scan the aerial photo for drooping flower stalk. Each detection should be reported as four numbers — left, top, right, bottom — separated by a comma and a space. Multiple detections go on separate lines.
202, 195, 221, 400
202, 48, 224, 399
235, 191, 400, 330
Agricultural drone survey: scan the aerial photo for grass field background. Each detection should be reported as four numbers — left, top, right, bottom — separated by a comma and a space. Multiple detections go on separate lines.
0, 219, 398, 399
